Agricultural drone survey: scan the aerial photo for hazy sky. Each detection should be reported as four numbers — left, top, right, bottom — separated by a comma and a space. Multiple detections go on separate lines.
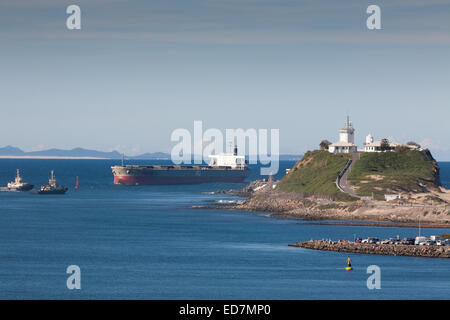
1, 0, 449, 159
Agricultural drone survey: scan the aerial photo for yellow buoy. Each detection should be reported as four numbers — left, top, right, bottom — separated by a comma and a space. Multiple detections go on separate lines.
346, 256, 353, 271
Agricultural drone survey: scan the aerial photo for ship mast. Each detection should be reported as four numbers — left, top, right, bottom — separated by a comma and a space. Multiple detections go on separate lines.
228, 141, 233, 154
15, 169, 22, 183
49, 170, 56, 187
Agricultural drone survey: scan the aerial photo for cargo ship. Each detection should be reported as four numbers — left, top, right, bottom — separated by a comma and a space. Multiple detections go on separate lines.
111, 148, 250, 185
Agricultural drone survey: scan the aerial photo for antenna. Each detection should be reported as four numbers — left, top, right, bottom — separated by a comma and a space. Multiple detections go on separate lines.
121, 153, 124, 166
419, 214, 421, 237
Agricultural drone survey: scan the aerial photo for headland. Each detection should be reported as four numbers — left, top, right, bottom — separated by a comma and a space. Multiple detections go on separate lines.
212, 149, 450, 226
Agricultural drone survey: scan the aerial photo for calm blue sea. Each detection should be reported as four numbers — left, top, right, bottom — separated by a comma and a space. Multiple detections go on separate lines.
0, 159, 449, 299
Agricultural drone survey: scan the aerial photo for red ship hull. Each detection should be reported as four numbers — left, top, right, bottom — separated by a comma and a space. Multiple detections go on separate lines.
113, 175, 247, 185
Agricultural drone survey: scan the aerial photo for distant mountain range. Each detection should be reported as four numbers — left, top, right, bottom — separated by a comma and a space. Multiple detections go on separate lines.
0, 145, 303, 161
0, 146, 170, 160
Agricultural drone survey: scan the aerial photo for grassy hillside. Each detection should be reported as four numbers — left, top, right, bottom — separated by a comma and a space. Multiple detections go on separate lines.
348, 150, 441, 200
277, 150, 355, 201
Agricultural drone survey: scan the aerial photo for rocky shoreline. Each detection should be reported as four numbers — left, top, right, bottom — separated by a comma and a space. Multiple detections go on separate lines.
211, 180, 450, 226
300, 221, 450, 229
289, 240, 450, 258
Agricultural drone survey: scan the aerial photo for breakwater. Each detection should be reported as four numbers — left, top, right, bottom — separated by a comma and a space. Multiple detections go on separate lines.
289, 240, 450, 258
301, 221, 450, 229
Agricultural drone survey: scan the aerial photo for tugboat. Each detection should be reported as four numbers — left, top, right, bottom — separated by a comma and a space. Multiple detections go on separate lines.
37, 170, 68, 195
2, 169, 34, 192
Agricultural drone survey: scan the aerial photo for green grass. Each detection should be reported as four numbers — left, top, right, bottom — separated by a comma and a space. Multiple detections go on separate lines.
277, 150, 356, 201
347, 150, 440, 199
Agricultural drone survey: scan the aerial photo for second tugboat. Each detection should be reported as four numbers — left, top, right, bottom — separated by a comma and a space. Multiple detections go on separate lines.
38, 170, 68, 195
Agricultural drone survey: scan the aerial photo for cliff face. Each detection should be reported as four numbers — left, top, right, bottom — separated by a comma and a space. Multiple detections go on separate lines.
425, 149, 442, 187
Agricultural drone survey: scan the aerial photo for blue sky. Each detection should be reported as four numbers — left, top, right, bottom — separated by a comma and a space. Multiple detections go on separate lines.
1, 0, 449, 159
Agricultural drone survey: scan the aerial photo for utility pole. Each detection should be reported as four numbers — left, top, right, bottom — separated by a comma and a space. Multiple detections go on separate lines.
418, 214, 421, 237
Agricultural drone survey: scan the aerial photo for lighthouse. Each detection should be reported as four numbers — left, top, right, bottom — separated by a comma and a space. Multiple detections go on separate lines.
328, 116, 358, 154
365, 133, 374, 145
339, 116, 355, 144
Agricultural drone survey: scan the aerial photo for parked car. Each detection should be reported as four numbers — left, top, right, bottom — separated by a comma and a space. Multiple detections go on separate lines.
362, 237, 379, 244
388, 238, 401, 244
401, 238, 415, 245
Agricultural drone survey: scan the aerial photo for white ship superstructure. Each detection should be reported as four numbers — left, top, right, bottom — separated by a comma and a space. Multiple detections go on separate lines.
4, 169, 34, 191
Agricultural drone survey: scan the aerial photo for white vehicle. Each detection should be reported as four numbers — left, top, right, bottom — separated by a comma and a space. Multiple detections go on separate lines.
415, 236, 427, 245
362, 237, 379, 244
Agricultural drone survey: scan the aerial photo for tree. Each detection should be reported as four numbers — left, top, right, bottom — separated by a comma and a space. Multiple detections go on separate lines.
380, 138, 390, 152
320, 140, 332, 150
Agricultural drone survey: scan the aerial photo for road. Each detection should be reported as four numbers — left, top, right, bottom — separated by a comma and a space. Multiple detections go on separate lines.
337, 152, 360, 197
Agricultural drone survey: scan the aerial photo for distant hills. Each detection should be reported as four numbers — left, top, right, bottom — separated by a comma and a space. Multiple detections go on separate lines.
131, 152, 172, 160
0, 145, 303, 160
0, 146, 170, 160
0, 145, 24, 156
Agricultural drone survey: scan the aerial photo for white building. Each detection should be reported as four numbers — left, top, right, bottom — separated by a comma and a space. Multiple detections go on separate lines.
363, 134, 402, 152
327, 118, 415, 154
385, 194, 401, 201
328, 116, 358, 154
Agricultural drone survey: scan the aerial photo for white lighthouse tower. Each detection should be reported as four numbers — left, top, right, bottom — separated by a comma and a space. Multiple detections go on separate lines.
365, 133, 374, 145
339, 116, 355, 144
328, 116, 358, 154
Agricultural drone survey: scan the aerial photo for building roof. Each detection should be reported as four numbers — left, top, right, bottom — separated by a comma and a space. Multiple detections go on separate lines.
330, 141, 357, 147
365, 141, 402, 148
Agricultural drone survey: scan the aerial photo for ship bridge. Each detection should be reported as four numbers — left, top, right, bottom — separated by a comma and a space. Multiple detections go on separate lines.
208, 153, 246, 169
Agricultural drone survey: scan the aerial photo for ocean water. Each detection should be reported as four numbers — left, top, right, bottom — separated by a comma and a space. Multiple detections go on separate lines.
0, 159, 449, 299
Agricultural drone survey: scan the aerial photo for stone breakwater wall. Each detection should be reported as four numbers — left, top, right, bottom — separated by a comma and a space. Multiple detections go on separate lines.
289, 240, 450, 258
